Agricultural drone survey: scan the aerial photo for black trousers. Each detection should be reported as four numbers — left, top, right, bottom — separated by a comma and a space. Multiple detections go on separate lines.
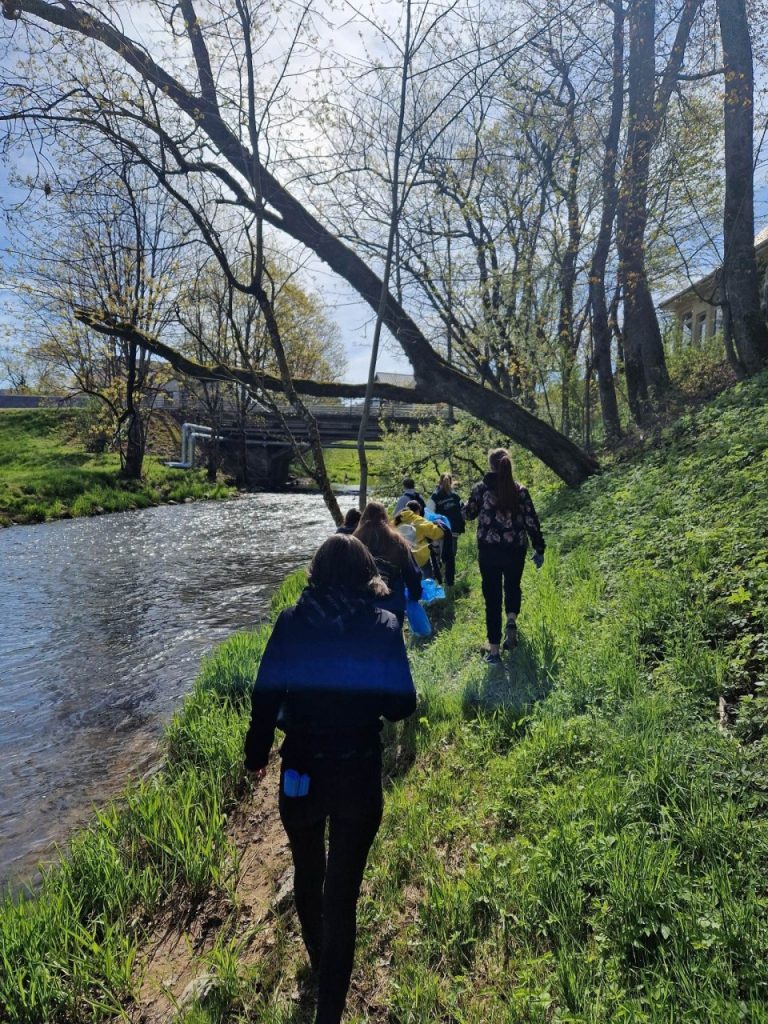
279, 756, 383, 1024
478, 544, 527, 645
441, 532, 459, 586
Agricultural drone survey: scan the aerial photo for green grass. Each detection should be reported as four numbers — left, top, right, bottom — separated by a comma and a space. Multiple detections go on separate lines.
3, 375, 768, 1022
295, 442, 388, 487
0, 409, 234, 526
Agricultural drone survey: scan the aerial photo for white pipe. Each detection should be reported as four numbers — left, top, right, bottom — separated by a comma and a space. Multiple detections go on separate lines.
166, 423, 217, 469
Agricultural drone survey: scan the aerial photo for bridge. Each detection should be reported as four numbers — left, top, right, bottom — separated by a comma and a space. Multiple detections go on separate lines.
170, 400, 440, 486
220, 401, 433, 447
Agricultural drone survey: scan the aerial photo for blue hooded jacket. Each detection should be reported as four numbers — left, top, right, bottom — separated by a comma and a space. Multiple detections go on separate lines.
244, 586, 416, 770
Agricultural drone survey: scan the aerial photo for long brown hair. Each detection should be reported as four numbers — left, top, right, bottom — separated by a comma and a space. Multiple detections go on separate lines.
438, 472, 452, 495
488, 448, 519, 514
354, 501, 412, 566
308, 534, 389, 597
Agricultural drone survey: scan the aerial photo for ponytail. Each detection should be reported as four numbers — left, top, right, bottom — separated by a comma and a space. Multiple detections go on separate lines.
488, 448, 519, 515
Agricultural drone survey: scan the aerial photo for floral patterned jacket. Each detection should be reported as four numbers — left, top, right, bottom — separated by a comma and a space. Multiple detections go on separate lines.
463, 473, 545, 552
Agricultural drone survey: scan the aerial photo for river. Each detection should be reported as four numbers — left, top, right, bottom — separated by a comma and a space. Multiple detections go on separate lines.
0, 493, 337, 888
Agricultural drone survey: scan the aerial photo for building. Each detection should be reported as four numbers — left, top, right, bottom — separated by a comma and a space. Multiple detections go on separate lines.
659, 226, 768, 344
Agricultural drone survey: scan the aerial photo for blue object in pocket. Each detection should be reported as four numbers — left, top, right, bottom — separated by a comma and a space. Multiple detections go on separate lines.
283, 769, 311, 797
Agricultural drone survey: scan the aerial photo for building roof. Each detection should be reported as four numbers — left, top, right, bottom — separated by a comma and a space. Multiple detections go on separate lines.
373, 372, 415, 388
659, 226, 768, 312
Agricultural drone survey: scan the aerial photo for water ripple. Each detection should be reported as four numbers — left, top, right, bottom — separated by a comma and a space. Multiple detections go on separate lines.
0, 493, 336, 886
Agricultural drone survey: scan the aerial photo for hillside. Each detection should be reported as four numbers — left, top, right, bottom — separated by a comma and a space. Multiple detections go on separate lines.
1, 375, 767, 1022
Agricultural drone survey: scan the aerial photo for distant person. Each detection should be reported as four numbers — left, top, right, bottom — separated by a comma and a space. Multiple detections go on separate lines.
336, 507, 361, 535
393, 477, 426, 516
354, 502, 422, 624
464, 448, 545, 663
244, 534, 416, 1024
427, 473, 465, 587
393, 500, 446, 577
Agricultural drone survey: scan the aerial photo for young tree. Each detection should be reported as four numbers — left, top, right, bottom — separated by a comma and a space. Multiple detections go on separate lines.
15, 154, 179, 477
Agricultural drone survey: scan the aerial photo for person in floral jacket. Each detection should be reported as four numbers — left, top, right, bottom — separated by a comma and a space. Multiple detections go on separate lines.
463, 448, 545, 663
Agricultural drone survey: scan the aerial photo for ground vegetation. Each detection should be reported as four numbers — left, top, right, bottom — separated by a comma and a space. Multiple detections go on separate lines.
2, 374, 767, 1020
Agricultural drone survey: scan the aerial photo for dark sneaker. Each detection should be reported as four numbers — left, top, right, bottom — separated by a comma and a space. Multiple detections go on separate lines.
483, 651, 501, 664
503, 623, 518, 651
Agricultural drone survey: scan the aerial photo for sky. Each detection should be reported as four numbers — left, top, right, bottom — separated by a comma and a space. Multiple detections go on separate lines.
3, 1, 768, 390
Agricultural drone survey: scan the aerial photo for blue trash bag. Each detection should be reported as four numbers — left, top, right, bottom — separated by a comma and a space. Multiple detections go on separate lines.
424, 510, 452, 531
420, 577, 446, 605
405, 596, 432, 637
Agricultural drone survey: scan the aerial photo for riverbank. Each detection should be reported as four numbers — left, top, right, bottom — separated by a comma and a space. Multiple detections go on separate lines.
2, 374, 768, 1022
0, 408, 235, 527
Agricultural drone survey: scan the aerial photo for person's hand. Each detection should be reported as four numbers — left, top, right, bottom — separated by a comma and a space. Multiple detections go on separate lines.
532, 550, 544, 570
246, 766, 267, 784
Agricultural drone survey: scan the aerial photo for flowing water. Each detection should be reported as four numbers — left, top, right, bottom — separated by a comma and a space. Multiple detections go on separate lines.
0, 493, 336, 888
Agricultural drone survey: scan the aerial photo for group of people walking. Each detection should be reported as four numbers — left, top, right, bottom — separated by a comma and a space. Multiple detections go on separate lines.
244, 448, 545, 1024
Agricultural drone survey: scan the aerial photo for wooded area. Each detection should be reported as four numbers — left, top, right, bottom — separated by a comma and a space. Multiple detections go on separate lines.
2, 0, 768, 507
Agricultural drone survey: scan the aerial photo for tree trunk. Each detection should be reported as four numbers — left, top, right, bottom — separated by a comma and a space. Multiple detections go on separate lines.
617, 0, 668, 418
718, 0, 768, 374
122, 340, 144, 479
588, 1, 623, 443
79, 314, 600, 486
617, 0, 701, 418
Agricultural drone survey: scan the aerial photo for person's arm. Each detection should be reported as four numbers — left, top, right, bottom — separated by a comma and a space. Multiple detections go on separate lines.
462, 483, 482, 521
244, 613, 290, 771
379, 626, 417, 722
421, 517, 447, 542
520, 488, 545, 554
453, 494, 466, 533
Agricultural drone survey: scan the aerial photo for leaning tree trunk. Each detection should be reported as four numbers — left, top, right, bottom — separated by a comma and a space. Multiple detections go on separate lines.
78, 314, 601, 487
589, 0, 624, 442
718, 0, 768, 374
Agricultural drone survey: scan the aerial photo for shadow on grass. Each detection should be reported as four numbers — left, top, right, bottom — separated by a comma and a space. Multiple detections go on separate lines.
461, 629, 556, 726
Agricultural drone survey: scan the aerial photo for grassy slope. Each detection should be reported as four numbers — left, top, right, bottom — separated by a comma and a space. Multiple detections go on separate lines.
0, 409, 233, 526
297, 442, 388, 487
2, 376, 767, 1022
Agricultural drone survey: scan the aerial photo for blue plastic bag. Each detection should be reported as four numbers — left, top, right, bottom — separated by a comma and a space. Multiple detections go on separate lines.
425, 510, 452, 531
405, 598, 432, 637
420, 577, 446, 605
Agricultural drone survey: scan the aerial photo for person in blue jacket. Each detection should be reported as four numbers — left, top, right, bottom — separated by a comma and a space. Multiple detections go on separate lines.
244, 533, 416, 1024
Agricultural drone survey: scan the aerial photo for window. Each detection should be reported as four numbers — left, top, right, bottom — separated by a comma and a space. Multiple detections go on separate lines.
696, 311, 708, 346
681, 312, 692, 344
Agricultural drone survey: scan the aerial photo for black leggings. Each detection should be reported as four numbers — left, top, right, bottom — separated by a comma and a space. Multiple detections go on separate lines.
478, 545, 527, 645
442, 532, 458, 587
279, 756, 383, 1024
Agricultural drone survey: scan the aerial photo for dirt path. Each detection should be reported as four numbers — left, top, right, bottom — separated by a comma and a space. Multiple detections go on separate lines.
128, 759, 298, 1023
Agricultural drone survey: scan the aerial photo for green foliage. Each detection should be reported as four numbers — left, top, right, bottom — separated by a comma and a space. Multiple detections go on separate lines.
376, 411, 561, 500
0, 408, 234, 526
